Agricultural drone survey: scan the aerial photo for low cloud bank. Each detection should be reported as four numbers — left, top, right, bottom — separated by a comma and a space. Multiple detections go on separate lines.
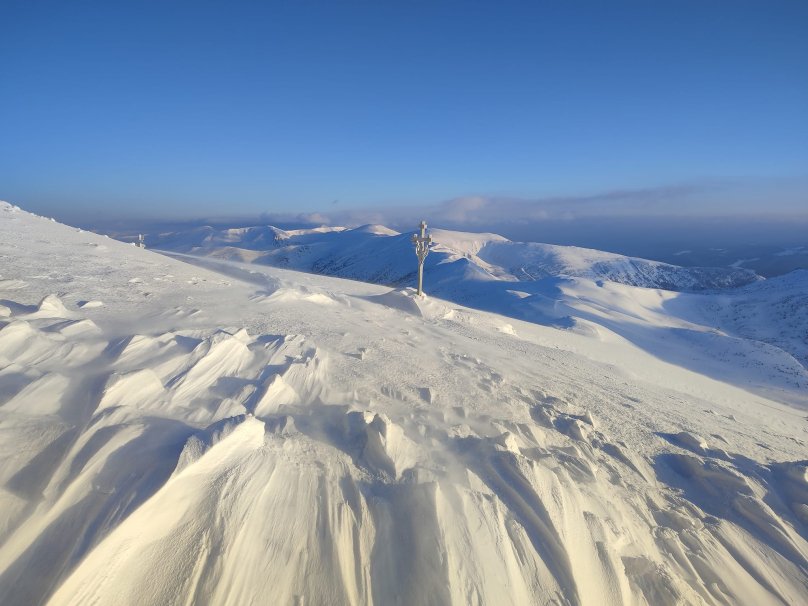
251, 177, 807, 229
66, 178, 808, 275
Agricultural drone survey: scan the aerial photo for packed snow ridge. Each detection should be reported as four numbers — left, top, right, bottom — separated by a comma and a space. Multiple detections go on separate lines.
0, 200, 806, 605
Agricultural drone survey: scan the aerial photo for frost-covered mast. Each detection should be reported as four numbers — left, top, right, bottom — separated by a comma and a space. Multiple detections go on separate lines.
411, 220, 432, 296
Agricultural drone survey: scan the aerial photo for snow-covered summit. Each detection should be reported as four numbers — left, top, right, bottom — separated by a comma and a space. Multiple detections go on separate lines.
1, 204, 806, 605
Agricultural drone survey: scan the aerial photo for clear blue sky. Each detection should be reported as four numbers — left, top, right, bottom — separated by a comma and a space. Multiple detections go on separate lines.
1, 0, 806, 220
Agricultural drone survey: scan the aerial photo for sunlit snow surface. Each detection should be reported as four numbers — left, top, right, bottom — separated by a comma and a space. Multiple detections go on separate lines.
0, 202, 806, 605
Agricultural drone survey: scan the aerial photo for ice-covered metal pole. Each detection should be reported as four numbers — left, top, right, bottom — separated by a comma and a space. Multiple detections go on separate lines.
411, 220, 432, 296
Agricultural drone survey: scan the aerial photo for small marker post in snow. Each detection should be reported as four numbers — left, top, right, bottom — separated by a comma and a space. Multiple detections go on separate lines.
138, 234, 145, 249
411, 220, 432, 296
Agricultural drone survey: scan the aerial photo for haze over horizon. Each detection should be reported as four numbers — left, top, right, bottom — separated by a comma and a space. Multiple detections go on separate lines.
2, 0, 806, 233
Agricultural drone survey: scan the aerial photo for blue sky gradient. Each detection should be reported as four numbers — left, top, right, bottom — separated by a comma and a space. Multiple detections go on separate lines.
1, 0, 806, 221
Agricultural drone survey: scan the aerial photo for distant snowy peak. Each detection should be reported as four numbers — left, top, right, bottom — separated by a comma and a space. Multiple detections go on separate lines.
472, 239, 761, 290
150, 222, 760, 292
429, 228, 509, 256
153, 224, 349, 252
350, 224, 400, 236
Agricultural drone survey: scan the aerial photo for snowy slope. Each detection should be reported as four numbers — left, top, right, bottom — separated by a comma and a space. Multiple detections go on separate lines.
152, 222, 807, 405
1, 202, 807, 606
148, 223, 760, 291
667, 270, 808, 368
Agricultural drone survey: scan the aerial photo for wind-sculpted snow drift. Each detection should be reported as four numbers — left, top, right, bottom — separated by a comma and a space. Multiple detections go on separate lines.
1, 201, 807, 605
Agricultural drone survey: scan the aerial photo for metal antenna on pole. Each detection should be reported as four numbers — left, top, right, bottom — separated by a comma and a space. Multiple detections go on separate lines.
411, 220, 432, 296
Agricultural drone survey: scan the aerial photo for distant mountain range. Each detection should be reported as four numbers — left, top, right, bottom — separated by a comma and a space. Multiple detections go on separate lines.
149, 223, 761, 293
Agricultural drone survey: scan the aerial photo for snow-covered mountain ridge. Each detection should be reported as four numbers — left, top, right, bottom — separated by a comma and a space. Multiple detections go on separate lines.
1, 202, 807, 605
151, 221, 808, 397
149, 222, 761, 291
